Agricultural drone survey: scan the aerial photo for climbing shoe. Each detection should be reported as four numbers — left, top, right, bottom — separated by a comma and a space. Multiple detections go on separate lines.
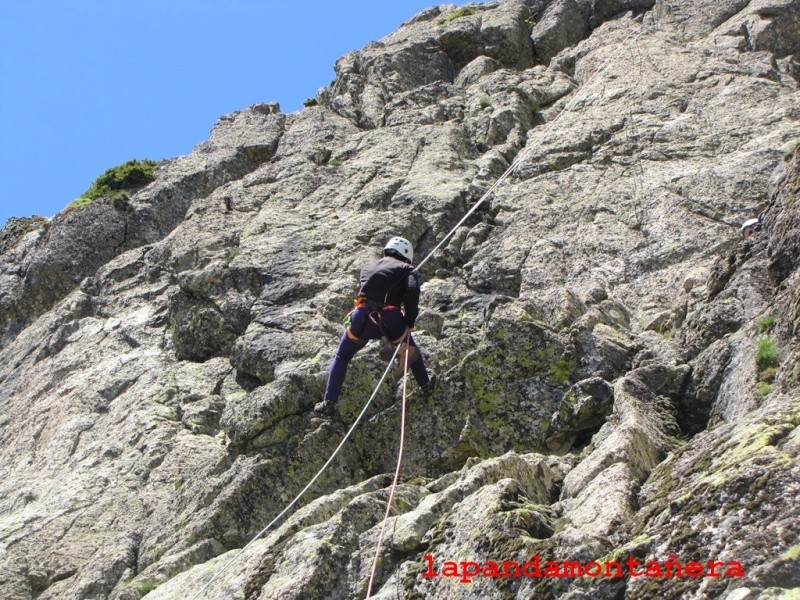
420, 374, 438, 398
314, 398, 336, 416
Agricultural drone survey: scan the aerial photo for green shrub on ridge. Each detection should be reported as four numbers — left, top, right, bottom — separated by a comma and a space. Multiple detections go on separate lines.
438, 6, 477, 25
67, 159, 159, 212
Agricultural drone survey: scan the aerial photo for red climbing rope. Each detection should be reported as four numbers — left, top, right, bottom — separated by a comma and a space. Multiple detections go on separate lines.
365, 331, 411, 599
189, 18, 663, 599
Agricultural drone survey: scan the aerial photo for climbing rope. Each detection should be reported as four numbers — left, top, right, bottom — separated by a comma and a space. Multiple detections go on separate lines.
190, 18, 662, 600
414, 21, 658, 273
189, 342, 405, 600
365, 331, 411, 599
358, 22, 660, 600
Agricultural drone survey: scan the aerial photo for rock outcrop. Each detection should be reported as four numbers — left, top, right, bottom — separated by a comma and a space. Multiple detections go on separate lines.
1, 1, 799, 599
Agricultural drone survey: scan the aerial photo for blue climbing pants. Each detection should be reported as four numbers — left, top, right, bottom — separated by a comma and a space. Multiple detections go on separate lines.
323, 307, 429, 403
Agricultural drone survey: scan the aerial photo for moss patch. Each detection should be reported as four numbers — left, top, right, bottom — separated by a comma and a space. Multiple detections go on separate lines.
783, 545, 800, 561
782, 139, 800, 161
635, 398, 800, 537
137, 579, 159, 594
462, 317, 569, 455
65, 197, 94, 213
597, 534, 653, 564
549, 357, 575, 385
755, 381, 774, 397
694, 419, 796, 490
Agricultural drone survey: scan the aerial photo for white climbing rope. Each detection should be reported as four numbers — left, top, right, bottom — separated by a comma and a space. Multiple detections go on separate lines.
189, 18, 661, 600
414, 21, 657, 273
358, 21, 660, 600
189, 342, 404, 600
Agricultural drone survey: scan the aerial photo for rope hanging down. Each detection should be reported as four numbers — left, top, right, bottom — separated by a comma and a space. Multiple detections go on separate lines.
365, 331, 412, 598
190, 19, 657, 599
189, 342, 405, 600
360, 22, 658, 599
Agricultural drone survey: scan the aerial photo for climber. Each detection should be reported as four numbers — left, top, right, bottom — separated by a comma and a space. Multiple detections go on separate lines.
314, 236, 435, 416
741, 212, 765, 239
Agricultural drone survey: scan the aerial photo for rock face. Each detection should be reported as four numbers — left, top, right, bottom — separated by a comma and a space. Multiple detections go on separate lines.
1, 1, 799, 599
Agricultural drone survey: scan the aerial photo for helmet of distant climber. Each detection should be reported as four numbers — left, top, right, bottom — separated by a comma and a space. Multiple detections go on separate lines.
741, 212, 765, 239
314, 236, 436, 416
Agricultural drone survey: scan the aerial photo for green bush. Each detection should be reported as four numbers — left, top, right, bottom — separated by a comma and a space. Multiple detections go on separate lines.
438, 6, 477, 25
757, 315, 777, 332
137, 580, 159, 594
756, 336, 780, 370
524, 6, 537, 29
82, 159, 158, 201
303, 97, 318, 107
67, 159, 158, 212
66, 197, 93, 212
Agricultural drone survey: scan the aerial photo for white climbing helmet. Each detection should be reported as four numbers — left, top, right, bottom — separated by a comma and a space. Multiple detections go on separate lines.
741, 218, 759, 230
384, 236, 414, 263
740, 213, 764, 239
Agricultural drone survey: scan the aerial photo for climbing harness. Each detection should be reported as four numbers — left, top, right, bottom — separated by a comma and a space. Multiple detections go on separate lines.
345, 295, 400, 343
189, 19, 661, 600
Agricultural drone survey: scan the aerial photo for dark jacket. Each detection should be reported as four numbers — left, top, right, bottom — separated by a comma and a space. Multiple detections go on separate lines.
358, 256, 421, 327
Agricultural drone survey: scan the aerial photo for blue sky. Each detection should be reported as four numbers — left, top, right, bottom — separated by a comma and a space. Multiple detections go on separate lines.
0, 1, 470, 229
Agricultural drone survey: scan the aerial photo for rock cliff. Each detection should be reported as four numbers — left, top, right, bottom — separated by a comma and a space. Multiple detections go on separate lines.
1, 1, 799, 599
